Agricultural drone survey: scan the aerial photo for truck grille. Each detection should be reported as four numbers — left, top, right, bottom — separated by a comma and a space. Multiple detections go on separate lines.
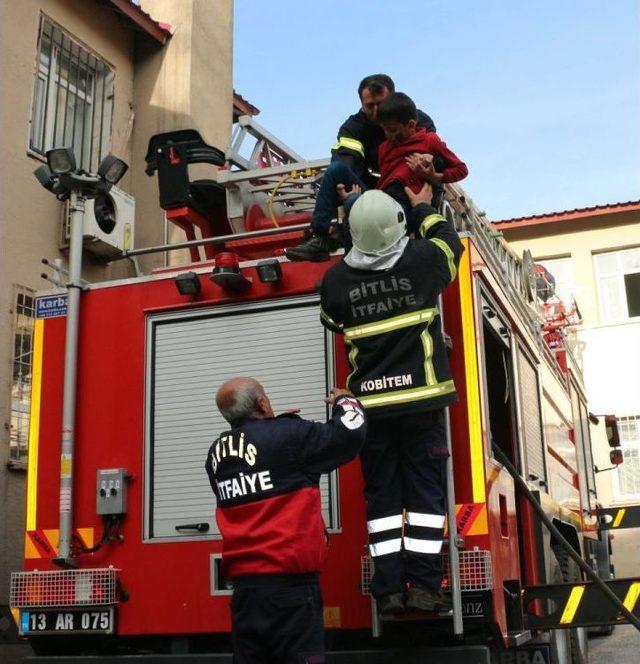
360, 547, 493, 595
10, 568, 118, 608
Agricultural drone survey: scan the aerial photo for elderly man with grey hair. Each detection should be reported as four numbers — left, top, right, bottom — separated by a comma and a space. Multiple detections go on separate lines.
205, 376, 366, 663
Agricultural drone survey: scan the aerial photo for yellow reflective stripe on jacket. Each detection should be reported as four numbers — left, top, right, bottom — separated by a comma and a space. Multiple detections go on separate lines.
332, 136, 365, 157
344, 307, 437, 340
320, 307, 342, 330
430, 237, 457, 282
420, 326, 437, 385
359, 380, 456, 409
345, 339, 359, 390
419, 213, 446, 238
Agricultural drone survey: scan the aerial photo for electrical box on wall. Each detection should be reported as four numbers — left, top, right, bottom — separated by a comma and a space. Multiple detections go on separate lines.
96, 468, 129, 515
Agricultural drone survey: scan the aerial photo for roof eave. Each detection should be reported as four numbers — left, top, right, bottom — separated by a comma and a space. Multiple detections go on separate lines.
493, 202, 640, 230
106, 0, 172, 44
233, 90, 260, 117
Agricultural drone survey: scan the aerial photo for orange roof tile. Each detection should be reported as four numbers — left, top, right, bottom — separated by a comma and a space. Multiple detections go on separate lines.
493, 200, 640, 230
104, 0, 173, 44
233, 90, 260, 117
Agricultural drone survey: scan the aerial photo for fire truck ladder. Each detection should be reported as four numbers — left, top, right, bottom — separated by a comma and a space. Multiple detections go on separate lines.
227, 114, 308, 170
442, 185, 544, 348
220, 115, 330, 230
441, 183, 585, 378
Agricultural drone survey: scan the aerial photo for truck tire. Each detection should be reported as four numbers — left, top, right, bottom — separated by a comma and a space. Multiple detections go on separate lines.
548, 550, 572, 664
553, 548, 589, 664
591, 623, 614, 637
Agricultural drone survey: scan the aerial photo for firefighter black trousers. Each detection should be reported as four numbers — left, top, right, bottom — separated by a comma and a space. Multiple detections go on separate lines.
230, 573, 325, 664
360, 410, 449, 598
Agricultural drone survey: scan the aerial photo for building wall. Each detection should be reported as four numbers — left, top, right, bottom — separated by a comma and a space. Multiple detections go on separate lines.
0, 0, 137, 619
499, 209, 640, 576
134, 0, 234, 269
0, 0, 233, 627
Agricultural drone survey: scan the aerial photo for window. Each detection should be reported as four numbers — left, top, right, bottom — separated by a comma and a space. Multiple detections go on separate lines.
594, 247, 640, 323
536, 256, 575, 306
614, 416, 640, 499
29, 16, 114, 171
9, 286, 36, 464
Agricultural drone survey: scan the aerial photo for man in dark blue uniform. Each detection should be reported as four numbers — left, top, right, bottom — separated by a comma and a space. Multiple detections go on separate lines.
319, 183, 463, 615
205, 377, 366, 663
286, 74, 436, 262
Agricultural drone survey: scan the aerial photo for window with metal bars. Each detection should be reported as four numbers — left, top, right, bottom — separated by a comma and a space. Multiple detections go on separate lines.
29, 16, 114, 172
9, 286, 36, 464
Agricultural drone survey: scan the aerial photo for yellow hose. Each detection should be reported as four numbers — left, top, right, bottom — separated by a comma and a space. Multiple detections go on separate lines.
267, 168, 317, 227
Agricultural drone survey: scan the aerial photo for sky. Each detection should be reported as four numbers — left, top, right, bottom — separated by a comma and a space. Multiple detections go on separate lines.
232, 0, 639, 221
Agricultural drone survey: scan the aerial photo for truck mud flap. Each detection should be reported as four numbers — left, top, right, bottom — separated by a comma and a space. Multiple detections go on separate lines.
25, 646, 491, 663
497, 644, 550, 664
327, 646, 491, 663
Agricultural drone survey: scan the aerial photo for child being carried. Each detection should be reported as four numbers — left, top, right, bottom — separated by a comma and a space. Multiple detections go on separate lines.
339, 92, 468, 237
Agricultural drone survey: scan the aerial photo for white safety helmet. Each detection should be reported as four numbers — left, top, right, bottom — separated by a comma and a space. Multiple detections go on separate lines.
348, 190, 407, 255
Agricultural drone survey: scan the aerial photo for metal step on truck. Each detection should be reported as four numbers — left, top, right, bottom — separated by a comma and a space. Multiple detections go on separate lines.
9, 115, 640, 663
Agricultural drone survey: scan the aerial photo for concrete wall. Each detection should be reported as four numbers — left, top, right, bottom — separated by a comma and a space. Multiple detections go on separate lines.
134, 0, 234, 269
500, 208, 640, 577
0, 0, 233, 631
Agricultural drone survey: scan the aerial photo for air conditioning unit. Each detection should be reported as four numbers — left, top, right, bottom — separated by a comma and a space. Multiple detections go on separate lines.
60, 186, 135, 258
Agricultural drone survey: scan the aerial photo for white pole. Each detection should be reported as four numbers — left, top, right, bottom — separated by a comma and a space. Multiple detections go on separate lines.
56, 190, 85, 564
444, 407, 464, 635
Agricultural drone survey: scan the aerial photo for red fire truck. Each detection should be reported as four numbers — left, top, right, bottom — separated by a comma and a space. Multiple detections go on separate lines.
10, 118, 640, 662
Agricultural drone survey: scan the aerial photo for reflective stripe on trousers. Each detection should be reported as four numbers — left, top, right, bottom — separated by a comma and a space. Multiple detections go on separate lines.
367, 511, 444, 557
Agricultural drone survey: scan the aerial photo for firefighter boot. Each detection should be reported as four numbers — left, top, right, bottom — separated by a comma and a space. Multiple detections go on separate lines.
405, 586, 452, 613
285, 234, 331, 262
377, 592, 406, 616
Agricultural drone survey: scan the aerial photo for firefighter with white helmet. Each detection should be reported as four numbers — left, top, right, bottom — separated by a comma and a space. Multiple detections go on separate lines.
320, 184, 464, 615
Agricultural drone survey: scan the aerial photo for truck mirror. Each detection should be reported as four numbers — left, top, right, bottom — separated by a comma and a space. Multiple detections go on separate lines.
605, 414, 620, 447
609, 448, 624, 466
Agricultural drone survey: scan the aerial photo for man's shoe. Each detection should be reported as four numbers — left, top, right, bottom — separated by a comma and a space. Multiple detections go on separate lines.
285, 234, 331, 262
405, 586, 452, 613
377, 592, 406, 616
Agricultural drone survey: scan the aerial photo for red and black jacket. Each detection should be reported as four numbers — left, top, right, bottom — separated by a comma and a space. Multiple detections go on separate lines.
205, 397, 366, 578
377, 128, 468, 193
332, 109, 436, 188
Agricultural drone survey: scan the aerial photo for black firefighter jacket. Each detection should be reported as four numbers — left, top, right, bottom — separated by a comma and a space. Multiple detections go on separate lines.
320, 203, 464, 419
